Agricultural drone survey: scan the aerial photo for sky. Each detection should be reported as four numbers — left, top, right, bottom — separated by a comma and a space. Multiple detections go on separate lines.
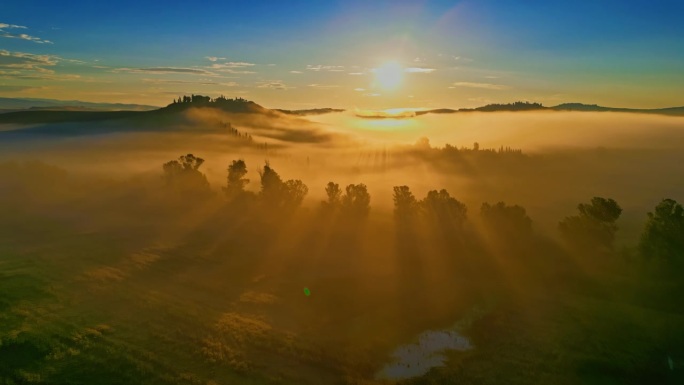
1, 0, 683, 109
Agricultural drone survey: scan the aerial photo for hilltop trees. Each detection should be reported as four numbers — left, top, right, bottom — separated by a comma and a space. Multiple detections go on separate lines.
559, 197, 622, 251
639, 199, 684, 263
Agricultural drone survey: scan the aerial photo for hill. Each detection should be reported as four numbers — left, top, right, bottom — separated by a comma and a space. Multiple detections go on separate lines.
0, 95, 275, 125
413, 102, 684, 117
0, 97, 158, 113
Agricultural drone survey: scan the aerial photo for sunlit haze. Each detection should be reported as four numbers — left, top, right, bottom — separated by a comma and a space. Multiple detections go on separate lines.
1, 2, 684, 385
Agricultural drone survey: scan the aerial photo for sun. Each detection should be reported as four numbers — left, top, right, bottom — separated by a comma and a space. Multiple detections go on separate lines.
374, 61, 403, 90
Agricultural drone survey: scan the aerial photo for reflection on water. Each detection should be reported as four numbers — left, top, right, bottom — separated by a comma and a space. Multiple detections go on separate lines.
377, 329, 472, 380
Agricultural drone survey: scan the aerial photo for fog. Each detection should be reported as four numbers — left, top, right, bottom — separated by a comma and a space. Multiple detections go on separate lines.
1, 109, 683, 384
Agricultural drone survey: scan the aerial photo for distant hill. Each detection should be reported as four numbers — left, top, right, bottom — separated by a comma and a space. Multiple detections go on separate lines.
0, 97, 159, 113
413, 101, 684, 117
551, 103, 684, 116
275, 108, 345, 116
2, 95, 684, 126
0, 95, 277, 125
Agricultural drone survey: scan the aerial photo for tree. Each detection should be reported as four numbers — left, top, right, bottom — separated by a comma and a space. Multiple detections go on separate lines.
321, 182, 342, 212
639, 199, 684, 262
284, 179, 308, 208
559, 197, 622, 251
259, 161, 284, 202
393, 185, 418, 222
162, 154, 210, 196
341, 183, 370, 218
421, 189, 467, 228
224, 159, 249, 199
258, 161, 308, 211
480, 202, 532, 238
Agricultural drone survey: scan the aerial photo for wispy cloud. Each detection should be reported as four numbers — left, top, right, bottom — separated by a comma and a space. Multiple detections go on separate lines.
205, 56, 224, 62
348, 72, 364, 75
209, 62, 255, 68
306, 64, 345, 72
289, 70, 302, 74
0, 22, 52, 44
0, 23, 27, 29
208, 62, 256, 74
142, 78, 236, 86
0, 85, 43, 92
0, 50, 57, 73
308, 84, 339, 89
451, 81, 508, 90
405, 67, 436, 73
257, 80, 291, 90
354, 88, 365, 91
114, 67, 215, 75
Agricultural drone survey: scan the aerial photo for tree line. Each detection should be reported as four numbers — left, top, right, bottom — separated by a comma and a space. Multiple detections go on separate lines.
163, 154, 684, 266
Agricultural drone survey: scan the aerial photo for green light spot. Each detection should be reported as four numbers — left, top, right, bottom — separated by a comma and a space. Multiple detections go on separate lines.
303, 287, 311, 296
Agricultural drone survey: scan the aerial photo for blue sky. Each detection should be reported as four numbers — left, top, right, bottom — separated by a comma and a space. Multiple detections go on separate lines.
1, 0, 683, 108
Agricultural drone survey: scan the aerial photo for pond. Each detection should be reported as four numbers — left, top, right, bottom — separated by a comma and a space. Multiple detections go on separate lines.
376, 328, 472, 380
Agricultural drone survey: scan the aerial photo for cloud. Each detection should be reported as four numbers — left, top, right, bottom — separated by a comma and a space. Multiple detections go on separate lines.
363, 93, 380, 97
8, 74, 80, 81
0, 23, 27, 29
289, 70, 302, 74
0, 33, 53, 44
209, 62, 255, 68
205, 56, 222, 62
306, 64, 345, 72
405, 67, 436, 73
114, 67, 215, 75
0, 84, 42, 92
451, 82, 508, 90
142, 78, 234, 86
0, 50, 57, 74
0, 23, 52, 44
348, 72, 364, 75
208, 62, 256, 74
257, 80, 291, 90
354, 88, 365, 91
308, 84, 339, 89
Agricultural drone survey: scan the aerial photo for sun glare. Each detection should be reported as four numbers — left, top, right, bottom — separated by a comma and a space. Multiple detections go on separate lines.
374, 61, 403, 90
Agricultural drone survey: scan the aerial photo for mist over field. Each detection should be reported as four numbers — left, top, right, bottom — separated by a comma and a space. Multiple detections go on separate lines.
2, 97, 684, 385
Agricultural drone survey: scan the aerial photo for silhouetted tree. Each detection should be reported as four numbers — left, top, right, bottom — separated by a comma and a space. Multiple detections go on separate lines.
421, 189, 467, 229
481, 202, 532, 238
162, 154, 210, 196
284, 179, 308, 209
321, 182, 342, 213
224, 159, 249, 199
559, 197, 622, 251
258, 161, 308, 211
393, 185, 418, 222
639, 199, 684, 263
341, 183, 370, 218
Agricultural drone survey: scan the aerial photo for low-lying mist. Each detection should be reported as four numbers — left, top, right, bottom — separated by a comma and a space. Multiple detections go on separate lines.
2, 108, 684, 384
2, 110, 683, 237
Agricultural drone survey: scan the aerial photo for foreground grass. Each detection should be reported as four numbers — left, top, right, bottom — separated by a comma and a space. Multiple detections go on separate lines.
1, 196, 683, 384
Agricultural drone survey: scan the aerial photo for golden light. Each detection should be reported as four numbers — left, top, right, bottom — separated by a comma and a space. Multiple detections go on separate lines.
374, 61, 403, 90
